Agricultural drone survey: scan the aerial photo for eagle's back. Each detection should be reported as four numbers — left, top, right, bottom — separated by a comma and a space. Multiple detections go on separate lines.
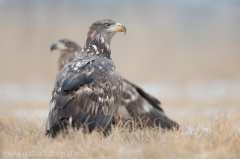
46, 54, 123, 137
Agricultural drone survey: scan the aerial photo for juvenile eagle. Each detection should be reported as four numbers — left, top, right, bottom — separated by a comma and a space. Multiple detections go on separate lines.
51, 40, 179, 130
45, 19, 126, 137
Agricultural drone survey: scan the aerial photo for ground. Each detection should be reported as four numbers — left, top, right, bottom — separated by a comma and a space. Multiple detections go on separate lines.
1, 97, 240, 159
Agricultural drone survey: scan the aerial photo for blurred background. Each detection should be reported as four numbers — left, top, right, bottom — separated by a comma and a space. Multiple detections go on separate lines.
0, 0, 239, 120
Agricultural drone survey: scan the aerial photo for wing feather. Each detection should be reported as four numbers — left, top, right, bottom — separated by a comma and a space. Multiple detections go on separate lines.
46, 57, 122, 136
118, 79, 179, 129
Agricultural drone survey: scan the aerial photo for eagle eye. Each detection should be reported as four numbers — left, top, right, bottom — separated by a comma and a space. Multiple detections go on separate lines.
105, 23, 111, 27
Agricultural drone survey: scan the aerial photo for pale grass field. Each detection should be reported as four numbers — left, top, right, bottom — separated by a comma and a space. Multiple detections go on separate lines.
0, 99, 240, 159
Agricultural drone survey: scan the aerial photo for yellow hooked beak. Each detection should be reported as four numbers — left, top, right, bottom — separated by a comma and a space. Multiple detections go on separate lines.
50, 42, 67, 51
108, 23, 127, 35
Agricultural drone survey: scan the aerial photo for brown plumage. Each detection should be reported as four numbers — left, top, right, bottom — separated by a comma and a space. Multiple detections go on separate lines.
51, 39, 179, 131
51, 39, 82, 71
46, 19, 126, 137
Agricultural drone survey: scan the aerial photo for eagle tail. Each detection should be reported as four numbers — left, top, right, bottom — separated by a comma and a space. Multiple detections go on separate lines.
146, 109, 179, 130
122, 110, 179, 130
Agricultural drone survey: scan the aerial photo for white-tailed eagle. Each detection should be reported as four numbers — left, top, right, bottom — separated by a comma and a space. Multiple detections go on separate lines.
50, 39, 179, 131
45, 19, 126, 137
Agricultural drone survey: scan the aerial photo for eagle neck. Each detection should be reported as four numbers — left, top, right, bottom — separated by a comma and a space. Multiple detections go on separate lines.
83, 33, 112, 59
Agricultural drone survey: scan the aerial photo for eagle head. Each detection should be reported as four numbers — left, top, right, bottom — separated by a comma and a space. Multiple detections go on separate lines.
87, 19, 126, 42
50, 39, 81, 52
83, 19, 127, 58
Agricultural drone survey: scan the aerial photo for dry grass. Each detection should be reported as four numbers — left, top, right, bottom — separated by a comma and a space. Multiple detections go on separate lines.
0, 100, 240, 159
